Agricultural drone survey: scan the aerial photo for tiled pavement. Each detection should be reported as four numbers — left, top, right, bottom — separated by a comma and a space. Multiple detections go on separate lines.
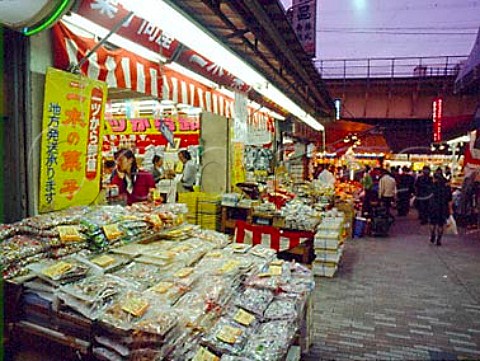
304, 215, 480, 361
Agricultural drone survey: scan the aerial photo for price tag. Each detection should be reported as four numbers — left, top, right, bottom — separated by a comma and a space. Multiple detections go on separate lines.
269, 265, 283, 276
234, 309, 255, 326
42, 261, 72, 279
218, 260, 240, 274
57, 225, 83, 243
103, 224, 123, 240
149, 214, 163, 227
174, 267, 194, 278
91, 255, 116, 268
121, 297, 149, 317
192, 346, 219, 361
216, 326, 242, 344
150, 281, 173, 294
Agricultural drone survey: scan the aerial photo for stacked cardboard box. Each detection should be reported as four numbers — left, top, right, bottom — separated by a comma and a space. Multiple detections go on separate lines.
178, 192, 201, 224
312, 212, 345, 277
196, 193, 221, 231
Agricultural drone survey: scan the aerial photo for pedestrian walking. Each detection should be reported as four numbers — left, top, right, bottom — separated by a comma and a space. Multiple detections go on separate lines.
396, 166, 415, 216
378, 169, 396, 217
415, 166, 433, 225
428, 172, 453, 246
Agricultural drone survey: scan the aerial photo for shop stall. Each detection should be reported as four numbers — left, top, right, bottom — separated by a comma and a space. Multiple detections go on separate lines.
3, 203, 314, 361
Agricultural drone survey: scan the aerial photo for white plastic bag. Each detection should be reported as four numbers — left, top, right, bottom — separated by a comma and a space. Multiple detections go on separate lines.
445, 215, 458, 235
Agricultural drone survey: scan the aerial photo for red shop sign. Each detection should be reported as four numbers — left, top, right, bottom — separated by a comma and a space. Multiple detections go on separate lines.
76, 0, 181, 60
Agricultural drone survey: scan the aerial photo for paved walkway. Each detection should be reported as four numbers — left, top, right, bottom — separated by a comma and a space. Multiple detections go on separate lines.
305, 214, 480, 361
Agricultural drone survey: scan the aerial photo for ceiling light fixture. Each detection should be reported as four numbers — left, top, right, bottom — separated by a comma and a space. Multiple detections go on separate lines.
119, 0, 323, 131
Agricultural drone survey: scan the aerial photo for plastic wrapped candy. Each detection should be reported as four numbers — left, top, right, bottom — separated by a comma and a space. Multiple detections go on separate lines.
263, 298, 298, 321
193, 229, 232, 249
58, 274, 137, 319
111, 262, 164, 290
243, 320, 297, 361
234, 287, 274, 316
202, 317, 251, 356
27, 257, 94, 286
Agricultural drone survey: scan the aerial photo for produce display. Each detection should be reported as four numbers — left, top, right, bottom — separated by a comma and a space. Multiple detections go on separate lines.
3, 204, 314, 361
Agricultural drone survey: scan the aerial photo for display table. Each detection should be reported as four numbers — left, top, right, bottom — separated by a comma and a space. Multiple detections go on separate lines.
220, 204, 254, 233
234, 220, 315, 264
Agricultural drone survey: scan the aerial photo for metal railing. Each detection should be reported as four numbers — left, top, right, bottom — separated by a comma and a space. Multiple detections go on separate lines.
315, 55, 468, 79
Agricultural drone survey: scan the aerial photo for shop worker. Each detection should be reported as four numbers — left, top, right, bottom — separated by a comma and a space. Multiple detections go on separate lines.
152, 154, 168, 184
102, 159, 117, 186
177, 149, 197, 192
378, 168, 396, 217
111, 149, 156, 205
414, 166, 433, 225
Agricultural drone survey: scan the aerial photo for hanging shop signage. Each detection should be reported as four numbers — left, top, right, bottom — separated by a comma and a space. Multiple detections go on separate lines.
39, 67, 107, 213
432, 97, 443, 142
53, 21, 235, 119
75, 0, 180, 60
231, 142, 246, 187
290, 0, 317, 57
53, 22, 163, 97
76, 0, 250, 93
104, 115, 200, 136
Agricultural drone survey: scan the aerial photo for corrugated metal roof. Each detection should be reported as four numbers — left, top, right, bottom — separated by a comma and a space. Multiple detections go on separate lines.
164, 0, 334, 119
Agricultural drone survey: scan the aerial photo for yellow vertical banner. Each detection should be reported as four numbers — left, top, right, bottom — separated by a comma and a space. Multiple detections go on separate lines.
231, 142, 246, 188
39, 67, 107, 213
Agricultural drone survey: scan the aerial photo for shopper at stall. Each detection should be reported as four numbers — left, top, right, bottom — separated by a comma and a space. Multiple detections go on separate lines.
360, 165, 374, 215
152, 154, 175, 184
177, 149, 197, 192
428, 172, 452, 246
317, 164, 336, 189
111, 149, 156, 205
378, 169, 397, 217
415, 166, 434, 225
396, 166, 415, 216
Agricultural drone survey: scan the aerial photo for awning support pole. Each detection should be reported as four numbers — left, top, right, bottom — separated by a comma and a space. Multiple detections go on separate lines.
74, 11, 135, 71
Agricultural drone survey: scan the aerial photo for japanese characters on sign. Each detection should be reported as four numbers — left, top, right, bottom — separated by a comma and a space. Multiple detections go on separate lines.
76, 0, 180, 59
290, 0, 317, 57
432, 97, 443, 142
39, 68, 107, 213
104, 115, 200, 135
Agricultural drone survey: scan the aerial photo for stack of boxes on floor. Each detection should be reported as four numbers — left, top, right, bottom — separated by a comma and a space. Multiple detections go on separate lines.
178, 193, 221, 231
196, 194, 221, 231
312, 210, 346, 277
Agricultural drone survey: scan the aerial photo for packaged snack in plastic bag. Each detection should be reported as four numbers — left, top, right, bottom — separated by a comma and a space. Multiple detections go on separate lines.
234, 287, 274, 316
243, 320, 297, 361
111, 262, 163, 290
202, 317, 251, 356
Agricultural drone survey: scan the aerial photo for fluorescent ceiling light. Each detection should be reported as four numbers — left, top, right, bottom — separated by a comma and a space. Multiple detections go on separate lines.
119, 0, 323, 131
446, 135, 469, 144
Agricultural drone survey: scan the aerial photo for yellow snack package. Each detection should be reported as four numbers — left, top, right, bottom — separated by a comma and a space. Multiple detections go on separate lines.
234, 308, 256, 326
121, 297, 149, 317
42, 261, 73, 279
91, 255, 116, 268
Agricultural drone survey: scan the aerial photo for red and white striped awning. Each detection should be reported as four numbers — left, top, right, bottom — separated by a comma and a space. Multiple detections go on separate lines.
53, 21, 235, 118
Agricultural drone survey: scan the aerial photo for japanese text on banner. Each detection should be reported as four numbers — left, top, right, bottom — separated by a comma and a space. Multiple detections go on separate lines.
39, 67, 107, 213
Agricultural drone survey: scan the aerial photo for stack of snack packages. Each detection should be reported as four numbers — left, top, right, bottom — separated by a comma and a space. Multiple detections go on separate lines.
4, 204, 316, 361
312, 210, 345, 277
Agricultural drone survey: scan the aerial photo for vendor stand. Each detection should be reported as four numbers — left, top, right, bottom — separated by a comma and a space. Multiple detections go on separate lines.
2, 203, 314, 361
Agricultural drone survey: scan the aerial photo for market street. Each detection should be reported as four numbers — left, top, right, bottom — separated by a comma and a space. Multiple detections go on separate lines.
305, 215, 480, 361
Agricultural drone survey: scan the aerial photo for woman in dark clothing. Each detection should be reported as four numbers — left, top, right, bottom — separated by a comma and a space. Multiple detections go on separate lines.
415, 166, 433, 225
428, 173, 452, 246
